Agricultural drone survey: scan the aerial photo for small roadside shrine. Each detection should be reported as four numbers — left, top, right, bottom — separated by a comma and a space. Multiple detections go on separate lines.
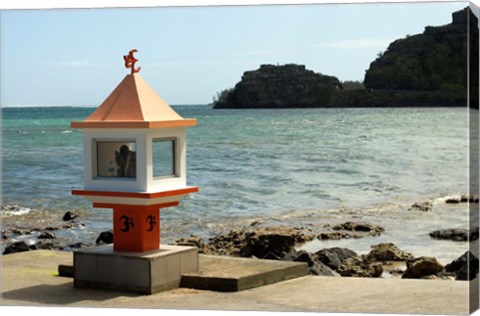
70, 50, 199, 293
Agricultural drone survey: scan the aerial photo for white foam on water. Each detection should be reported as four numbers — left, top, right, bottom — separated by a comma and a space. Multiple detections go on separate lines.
433, 194, 462, 205
2, 207, 33, 216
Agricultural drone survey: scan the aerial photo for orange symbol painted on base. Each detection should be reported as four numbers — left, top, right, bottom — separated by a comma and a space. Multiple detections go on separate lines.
123, 49, 141, 75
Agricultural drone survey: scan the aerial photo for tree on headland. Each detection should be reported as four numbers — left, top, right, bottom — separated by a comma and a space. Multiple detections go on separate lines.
341, 81, 365, 91
212, 88, 233, 104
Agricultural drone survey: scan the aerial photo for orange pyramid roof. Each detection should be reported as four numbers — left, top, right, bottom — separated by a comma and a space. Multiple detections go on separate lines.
71, 74, 196, 129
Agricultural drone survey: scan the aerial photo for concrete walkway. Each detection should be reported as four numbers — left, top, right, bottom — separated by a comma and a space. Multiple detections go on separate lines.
0, 250, 475, 315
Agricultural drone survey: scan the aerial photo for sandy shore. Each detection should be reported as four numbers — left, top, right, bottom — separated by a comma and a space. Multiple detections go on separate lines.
1, 249, 476, 315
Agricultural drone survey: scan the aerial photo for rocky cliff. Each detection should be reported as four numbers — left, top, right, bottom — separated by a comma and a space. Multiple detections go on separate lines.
213, 7, 479, 109
364, 7, 478, 108
212, 64, 341, 109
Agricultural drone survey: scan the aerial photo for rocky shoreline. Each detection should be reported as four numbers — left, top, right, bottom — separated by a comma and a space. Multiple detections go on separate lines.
1, 207, 93, 253
2, 195, 479, 281
174, 225, 478, 281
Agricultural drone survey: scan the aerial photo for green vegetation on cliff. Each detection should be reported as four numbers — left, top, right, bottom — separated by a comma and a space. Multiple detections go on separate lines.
364, 7, 478, 107
213, 7, 478, 109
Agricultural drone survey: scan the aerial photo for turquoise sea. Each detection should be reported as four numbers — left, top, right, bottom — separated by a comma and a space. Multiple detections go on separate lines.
0, 105, 472, 264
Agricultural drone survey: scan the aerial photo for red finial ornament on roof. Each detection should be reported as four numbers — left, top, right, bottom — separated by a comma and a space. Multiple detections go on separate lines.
123, 49, 141, 75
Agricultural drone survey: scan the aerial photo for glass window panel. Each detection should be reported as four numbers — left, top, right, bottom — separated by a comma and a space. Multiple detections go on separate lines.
96, 141, 136, 178
153, 139, 175, 178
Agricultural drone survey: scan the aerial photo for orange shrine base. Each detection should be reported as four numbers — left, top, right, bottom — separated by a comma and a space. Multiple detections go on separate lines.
74, 244, 199, 294
72, 186, 198, 252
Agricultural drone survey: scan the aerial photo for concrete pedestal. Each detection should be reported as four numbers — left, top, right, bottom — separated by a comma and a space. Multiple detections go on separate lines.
74, 244, 198, 294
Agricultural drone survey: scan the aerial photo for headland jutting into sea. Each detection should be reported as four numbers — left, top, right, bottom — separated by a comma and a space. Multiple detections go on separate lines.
212, 7, 479, 109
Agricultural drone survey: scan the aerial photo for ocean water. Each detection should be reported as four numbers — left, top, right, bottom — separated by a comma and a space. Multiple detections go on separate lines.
0, 105, 472, 264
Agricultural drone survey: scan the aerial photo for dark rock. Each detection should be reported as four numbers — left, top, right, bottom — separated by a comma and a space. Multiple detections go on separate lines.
309, 261, 340, 277
445, 195, 479, 204
176, 234, 208, 253
318, 232, 355, 240
291, 229, 316, 243
447, 198, 462, 204
62, 211, 78, 221
332, 222, 384, 233
96, 230, 113, 245
429, 228, 471, 241
5, 227, 33, 235
445, 251, 479, 280
3, 241, 31, 254
245, 230, 295, 258
18, 228, 32, 235
460, 195, 479, 203
38, 231, 56, 239
29, 244, 38, 250
58, 265, 74, 278
454, 264, 471, 280
283, 250, 340, 276
471, 227, 480, 241
365, 243, 415, 262
337, 257, 383, 277
67, 242, 92, 250
318, 223, 384, 240
315, 247, 358, 270
1, 204, 21, 212
445, 197, 461, 204
204, 226, 314, 258
213, 64, 342, 109
291, 250, 316, 267
317, 223, 384, 240
466, 195, 479, 203
206, 229, 247, 257
409, 202, 432, 212
402, 256, 444, 279
36, 241, 64, 251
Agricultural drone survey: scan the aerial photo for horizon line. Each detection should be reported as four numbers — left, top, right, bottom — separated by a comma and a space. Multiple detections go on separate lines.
1, 103, 211, 109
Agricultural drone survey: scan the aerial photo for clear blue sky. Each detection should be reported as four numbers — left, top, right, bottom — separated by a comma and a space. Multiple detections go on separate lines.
0, 1, 470, 106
